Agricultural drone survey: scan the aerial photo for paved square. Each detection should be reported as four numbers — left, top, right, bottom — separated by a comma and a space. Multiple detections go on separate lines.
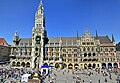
44, 68, 120, 83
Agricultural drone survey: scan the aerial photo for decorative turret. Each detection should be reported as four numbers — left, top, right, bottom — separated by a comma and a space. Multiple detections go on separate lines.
13, 31, 20, 45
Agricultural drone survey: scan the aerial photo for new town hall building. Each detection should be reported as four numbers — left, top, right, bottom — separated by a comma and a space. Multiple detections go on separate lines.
9, 0, 118, 69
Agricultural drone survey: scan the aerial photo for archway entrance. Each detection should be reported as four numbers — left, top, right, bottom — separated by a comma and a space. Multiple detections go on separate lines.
88, 64, 92, 69
12, 61, 16, 66
108, 63, 112, 68
93, 63, 96, 68
68, 63, 73, 69
21, 62, 25, 67
62, 63, 67, 69
55, 63, 60, 68
102, 63, 106, 69
74, 64, 79, 69
26, 62, 30, 67
17, 62, 20, 67
84, 63, 87, 69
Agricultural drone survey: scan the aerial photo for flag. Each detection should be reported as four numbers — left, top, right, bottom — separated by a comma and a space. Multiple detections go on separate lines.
20, 47, 22, 56
55, 48, 59, 56
59, 47, 63, 60
116, 65, 118, 71
24, 45, 27, 55
49, 48, 52, 57
45, 47, 48, 57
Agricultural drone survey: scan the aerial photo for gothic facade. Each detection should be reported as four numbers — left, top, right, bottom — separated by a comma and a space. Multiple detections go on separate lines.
9, 0, 118, 69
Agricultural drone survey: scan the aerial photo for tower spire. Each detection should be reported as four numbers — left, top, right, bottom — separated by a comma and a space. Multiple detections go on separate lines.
112, 34, 115, 43
96, 30, 98, 39
76, 30, 79, 40
40, 0, 43, 5
39, 0, 44, 10
35, 0, 45, 28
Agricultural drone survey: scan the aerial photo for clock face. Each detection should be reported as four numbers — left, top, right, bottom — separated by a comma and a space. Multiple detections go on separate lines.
36, 36, 41, 44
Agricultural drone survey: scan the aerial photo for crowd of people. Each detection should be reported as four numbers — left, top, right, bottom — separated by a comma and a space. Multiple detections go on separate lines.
0, 68, 34, 82
0, 63, 120, 83
0, 64, 44, 83
73, 68, 120, 83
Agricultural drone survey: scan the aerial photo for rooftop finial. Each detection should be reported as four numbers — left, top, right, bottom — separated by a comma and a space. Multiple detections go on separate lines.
38, 0, 44, 10
112, 34, 115, 43
15, 30, 18, 36
77, 30, 79, 40
40, 0, 43, 5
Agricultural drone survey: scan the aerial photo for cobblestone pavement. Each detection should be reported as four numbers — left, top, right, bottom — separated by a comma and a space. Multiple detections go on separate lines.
44, 68, 120, 83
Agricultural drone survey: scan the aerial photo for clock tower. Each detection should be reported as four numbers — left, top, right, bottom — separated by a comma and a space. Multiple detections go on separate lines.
32, 0, 48, 69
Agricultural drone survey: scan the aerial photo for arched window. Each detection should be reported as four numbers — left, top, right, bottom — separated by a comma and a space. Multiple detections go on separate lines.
87, 47, 90, 51
36, 47, 38, 51
83, 47, 86, 51
93, 53, 96, 56
91, 47, 94, 51
88, 53, 91, 57
84, 53, 87, 57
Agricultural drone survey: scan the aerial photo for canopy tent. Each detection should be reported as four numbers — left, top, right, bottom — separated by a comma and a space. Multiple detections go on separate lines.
21, 74, 31, 82
41, 65, 50, 68
41, 65, 50, 75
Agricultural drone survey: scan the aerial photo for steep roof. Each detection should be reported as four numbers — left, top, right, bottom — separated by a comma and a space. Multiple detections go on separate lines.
98, 36, 112, 44
48, 37, 60, 43
19, 38, 32, 44
18, 36, 114, 46
98, 36, 114, 46
0, 38, 9, 46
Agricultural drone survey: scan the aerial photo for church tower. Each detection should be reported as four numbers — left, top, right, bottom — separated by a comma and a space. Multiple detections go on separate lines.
31, 0, 48, 69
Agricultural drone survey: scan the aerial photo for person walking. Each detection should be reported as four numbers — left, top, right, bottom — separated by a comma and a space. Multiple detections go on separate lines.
105, 78, 107, 82
83, 80, 84, 82
98, 79, 100, 83
90, 79, 92, 83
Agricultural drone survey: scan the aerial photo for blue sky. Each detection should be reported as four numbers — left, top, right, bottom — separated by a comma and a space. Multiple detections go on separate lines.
0, 0, 120, 44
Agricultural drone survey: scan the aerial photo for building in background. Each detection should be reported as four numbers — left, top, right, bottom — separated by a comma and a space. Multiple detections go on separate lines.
0, 38, 10, 64
9, 0, 118, 69
116, 42, 120, 68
